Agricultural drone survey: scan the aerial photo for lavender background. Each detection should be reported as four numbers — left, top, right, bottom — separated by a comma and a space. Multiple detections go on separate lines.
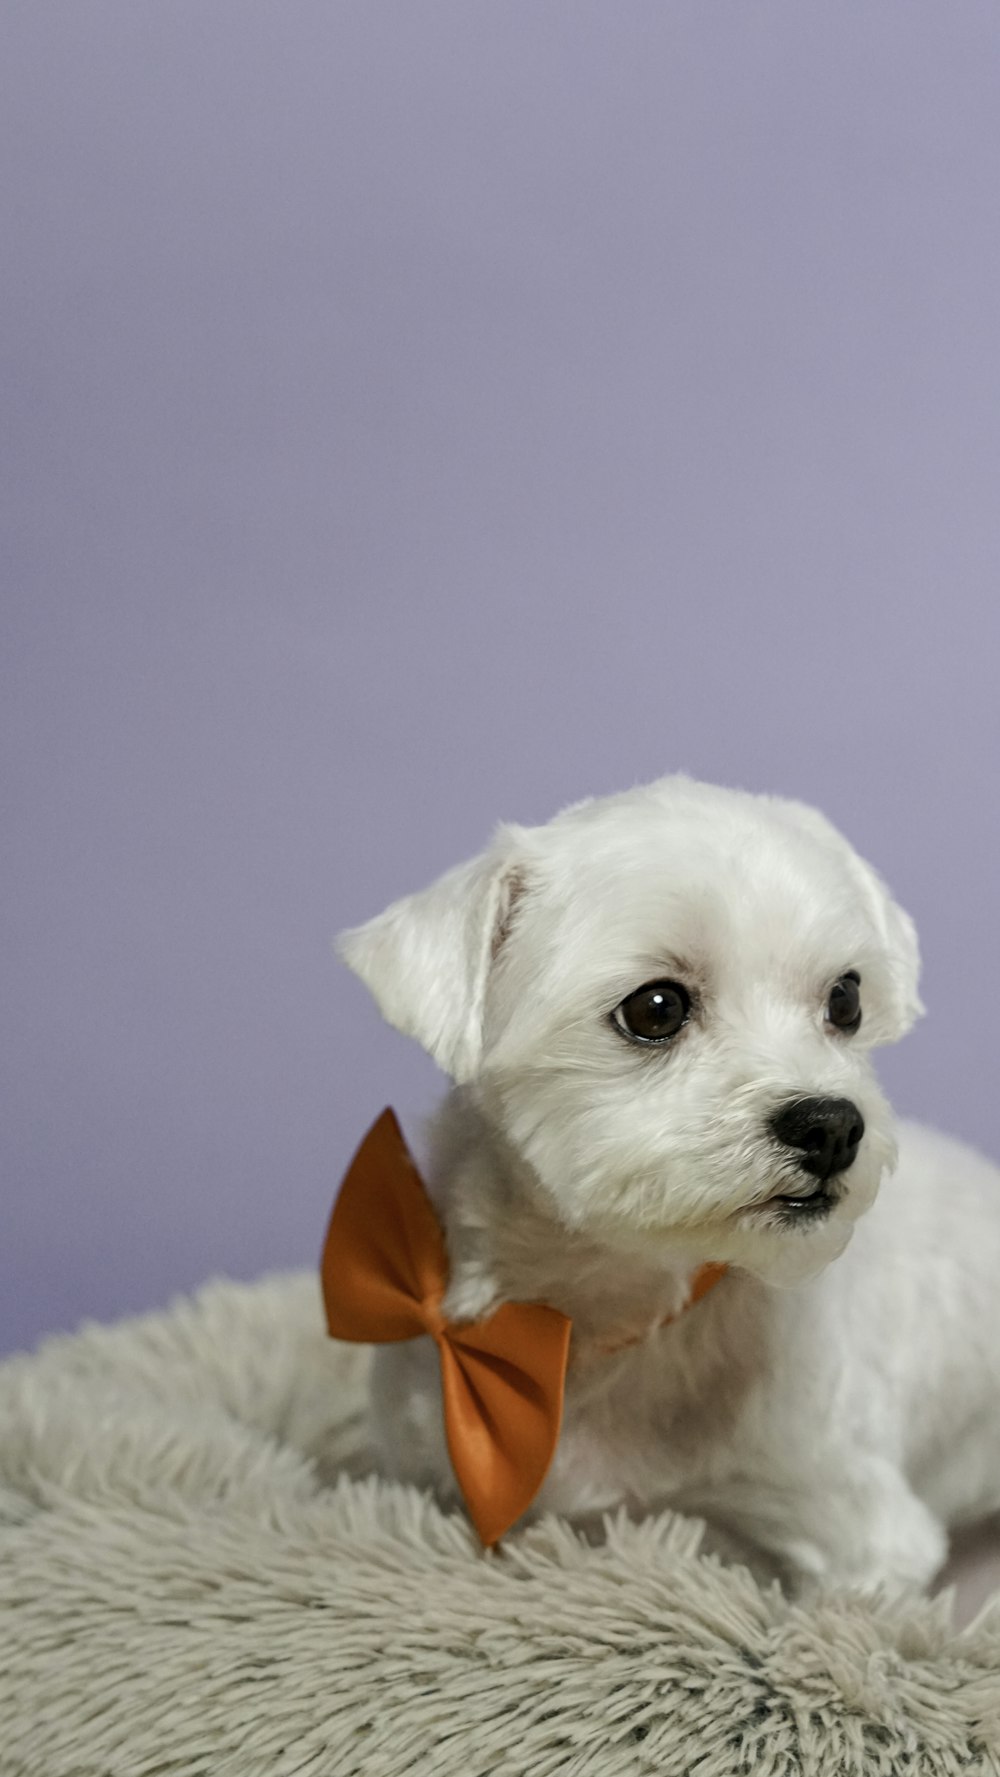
3, 3, 1000, 1355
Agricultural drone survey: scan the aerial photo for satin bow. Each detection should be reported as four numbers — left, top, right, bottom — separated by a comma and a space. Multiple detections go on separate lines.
321, 1109, 728, 1547
321, 1109, 572, 1546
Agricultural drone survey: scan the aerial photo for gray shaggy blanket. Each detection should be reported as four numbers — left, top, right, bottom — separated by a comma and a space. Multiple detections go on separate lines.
1, 1272, 999, 1777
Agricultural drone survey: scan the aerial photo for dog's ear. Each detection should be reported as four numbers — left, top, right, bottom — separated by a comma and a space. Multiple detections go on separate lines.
779, 798, 923, 1041
844, 854, 923, 1040
337, 828, 526, 1081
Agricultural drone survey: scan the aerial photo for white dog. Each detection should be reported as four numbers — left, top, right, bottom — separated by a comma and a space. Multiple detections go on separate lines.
339, 775, 1000, 1593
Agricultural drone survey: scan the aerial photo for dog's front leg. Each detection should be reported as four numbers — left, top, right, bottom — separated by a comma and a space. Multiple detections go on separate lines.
753, 1451, 948, 1599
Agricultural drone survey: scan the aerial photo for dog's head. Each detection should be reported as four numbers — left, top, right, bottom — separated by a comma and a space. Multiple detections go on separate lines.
340, 777, 921, 1285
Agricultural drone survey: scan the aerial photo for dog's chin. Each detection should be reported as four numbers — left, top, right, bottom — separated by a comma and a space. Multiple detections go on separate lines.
731, 1215, 856, 1287
722, 1165, 879, 1286
742, 1151, 894, 1276
578, 1169, 872, 1288
579, 1197, 855, 1287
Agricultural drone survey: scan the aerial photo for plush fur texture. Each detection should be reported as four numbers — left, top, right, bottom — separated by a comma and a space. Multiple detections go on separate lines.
341, 775, 1000, 1594
3, 1272, 1000, 1777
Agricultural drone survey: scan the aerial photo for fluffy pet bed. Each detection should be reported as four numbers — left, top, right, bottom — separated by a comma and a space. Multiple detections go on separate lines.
2, 1275, 999, 1777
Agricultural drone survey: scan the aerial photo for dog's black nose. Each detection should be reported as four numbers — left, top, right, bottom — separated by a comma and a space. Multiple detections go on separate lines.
770, 1097, 865, 1181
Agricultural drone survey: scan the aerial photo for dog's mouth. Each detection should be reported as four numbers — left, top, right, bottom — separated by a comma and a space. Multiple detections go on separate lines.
746, 1179, 841, 1222
758, 1178, 839, 1221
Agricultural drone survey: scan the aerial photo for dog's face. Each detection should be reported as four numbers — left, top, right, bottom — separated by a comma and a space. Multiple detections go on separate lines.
341, 777, 921, 1286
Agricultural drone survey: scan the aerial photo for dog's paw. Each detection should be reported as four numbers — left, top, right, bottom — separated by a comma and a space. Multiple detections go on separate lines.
782, 1467, 948, 1601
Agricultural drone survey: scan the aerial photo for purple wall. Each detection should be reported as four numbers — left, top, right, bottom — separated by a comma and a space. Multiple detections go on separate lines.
4, 3, 1000, 1352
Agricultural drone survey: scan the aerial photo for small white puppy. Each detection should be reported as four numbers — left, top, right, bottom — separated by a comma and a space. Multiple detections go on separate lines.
340, 775, 1000, 1593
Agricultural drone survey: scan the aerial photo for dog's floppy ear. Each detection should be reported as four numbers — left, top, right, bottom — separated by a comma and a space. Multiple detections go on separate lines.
337, 827, 526, 1081
844, 853, 923, 1040
779, 797, 923, 1041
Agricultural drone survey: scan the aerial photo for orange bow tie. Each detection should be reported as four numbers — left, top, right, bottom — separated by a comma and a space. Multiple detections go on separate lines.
321, 1109, 571, 1546
321, 1110, 726, 1547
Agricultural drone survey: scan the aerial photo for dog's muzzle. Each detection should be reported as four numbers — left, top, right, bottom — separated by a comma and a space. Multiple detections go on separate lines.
770, 1096, 865, 1182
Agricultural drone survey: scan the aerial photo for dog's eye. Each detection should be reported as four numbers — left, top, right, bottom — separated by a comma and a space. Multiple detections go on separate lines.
613, 980, 691, 1045
826, 971, 862, 1033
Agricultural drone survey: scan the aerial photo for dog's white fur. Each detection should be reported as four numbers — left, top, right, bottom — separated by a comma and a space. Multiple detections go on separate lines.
340, 776, 1000, 1593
